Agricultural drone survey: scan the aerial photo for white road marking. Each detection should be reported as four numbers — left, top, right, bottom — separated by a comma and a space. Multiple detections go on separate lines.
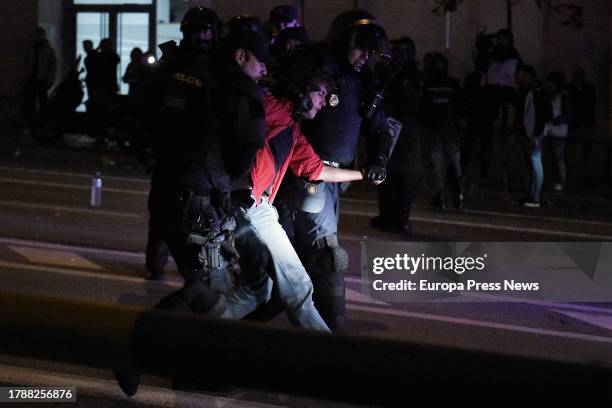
10, 245, 104, 270
346, 275, 612, 316
0, 260, 182, 287
0, 236, 147, 258
3, 237, 612, 315
0, 200, 144, 219
342, 209, 612, 240
552, 309, 612, 332
0, 197, 606, 240
0, 166, 149, 183
342, 197, 612, 228
0, 177, 147, 195
2, 173, 611, 229
2, 257, 612, 345
347, 303, 612, 344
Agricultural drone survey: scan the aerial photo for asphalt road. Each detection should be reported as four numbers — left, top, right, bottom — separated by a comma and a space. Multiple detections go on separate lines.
1, 139, 612, 406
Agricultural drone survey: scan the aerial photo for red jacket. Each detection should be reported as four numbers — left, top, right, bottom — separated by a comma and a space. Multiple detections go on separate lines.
250, 92, 324, 204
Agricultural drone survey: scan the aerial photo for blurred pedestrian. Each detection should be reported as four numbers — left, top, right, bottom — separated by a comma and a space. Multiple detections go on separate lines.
95, 38, 120, 100
514, 65, 550, 208
122, 47, 146, 98
82, 39, 98, 98
419, 52, 464, 211
25, 27, 57, 124
479, 29, 522, 184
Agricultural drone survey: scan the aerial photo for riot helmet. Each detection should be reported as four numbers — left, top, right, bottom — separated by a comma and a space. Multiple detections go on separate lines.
326, 9, 389, 71
180, 7, 221, 54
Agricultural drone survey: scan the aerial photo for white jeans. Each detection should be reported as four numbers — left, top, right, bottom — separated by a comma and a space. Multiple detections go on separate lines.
221, 197, 330, 332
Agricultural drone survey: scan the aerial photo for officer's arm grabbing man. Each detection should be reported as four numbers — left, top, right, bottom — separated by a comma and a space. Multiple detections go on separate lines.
274, 10, 395, 332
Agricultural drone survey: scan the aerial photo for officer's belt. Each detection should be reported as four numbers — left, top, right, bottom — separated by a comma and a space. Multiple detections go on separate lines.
322, 160, 341, 168
314, 234, 339, 249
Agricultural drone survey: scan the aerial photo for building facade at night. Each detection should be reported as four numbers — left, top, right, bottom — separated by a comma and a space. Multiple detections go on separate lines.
1, 0, 610, 149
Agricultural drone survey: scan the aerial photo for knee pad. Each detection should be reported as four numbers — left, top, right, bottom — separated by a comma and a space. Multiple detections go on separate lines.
305, 244, 348, 281
329, 246, 349, 275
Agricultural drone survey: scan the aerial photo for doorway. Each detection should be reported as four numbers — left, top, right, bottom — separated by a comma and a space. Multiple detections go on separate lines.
72, 1, 156, 107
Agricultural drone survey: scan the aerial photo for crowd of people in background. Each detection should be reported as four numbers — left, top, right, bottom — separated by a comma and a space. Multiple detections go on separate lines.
28, 6, 598, 223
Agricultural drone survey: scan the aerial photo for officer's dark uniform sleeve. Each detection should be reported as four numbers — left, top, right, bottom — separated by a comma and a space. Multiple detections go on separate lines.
222, 92, 266, 178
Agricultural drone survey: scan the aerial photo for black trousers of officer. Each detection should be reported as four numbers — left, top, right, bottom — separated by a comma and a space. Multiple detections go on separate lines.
147, 187, 220, 282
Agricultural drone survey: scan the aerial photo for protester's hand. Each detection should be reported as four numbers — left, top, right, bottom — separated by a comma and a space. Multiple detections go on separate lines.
363, 164, 386, 185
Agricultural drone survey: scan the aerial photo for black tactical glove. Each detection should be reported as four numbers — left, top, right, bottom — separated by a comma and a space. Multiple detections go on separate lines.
363, 164, 386, 185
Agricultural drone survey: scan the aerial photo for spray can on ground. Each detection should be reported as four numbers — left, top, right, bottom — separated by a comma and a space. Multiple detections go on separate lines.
90, 172, 102, 207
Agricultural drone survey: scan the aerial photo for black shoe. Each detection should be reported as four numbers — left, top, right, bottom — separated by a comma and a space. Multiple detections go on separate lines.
432, 194, 447, 211
454, 191, 464, 212
113, 365, 141, 397
522, 200, 541, 208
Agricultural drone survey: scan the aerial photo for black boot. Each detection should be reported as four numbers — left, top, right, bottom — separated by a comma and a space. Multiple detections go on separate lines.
432, 193, 447, 211
454, 187, 464, 212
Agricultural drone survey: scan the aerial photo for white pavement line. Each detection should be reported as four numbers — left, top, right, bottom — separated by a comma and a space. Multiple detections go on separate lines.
342, 209, 612, 240
4, 257, 612, 344
4, 254, 612, 346
0, 363, 283, 408
342, 197, 612, 228
0, 236, 147, 259
347, 303, 612, 345
10, 245, 104, 270
0, 260, 182, 288
0, 200, 144, 219
459, 291, 612, 315
346, 275, 612, 317
552, 310, 612, 332
5, 171, 612, 230
0, 166, 150, 183
5, 193, 606, 240
0, 177, 148, 195
3, 167, 612, 228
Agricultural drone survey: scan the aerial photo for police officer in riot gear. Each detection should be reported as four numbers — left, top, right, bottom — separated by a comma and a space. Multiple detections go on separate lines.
372, 36, 422, 237
145, 6, 232, 314
274, 10, 395, 332
419, 52, 464, 211
115, 8, 232, 397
